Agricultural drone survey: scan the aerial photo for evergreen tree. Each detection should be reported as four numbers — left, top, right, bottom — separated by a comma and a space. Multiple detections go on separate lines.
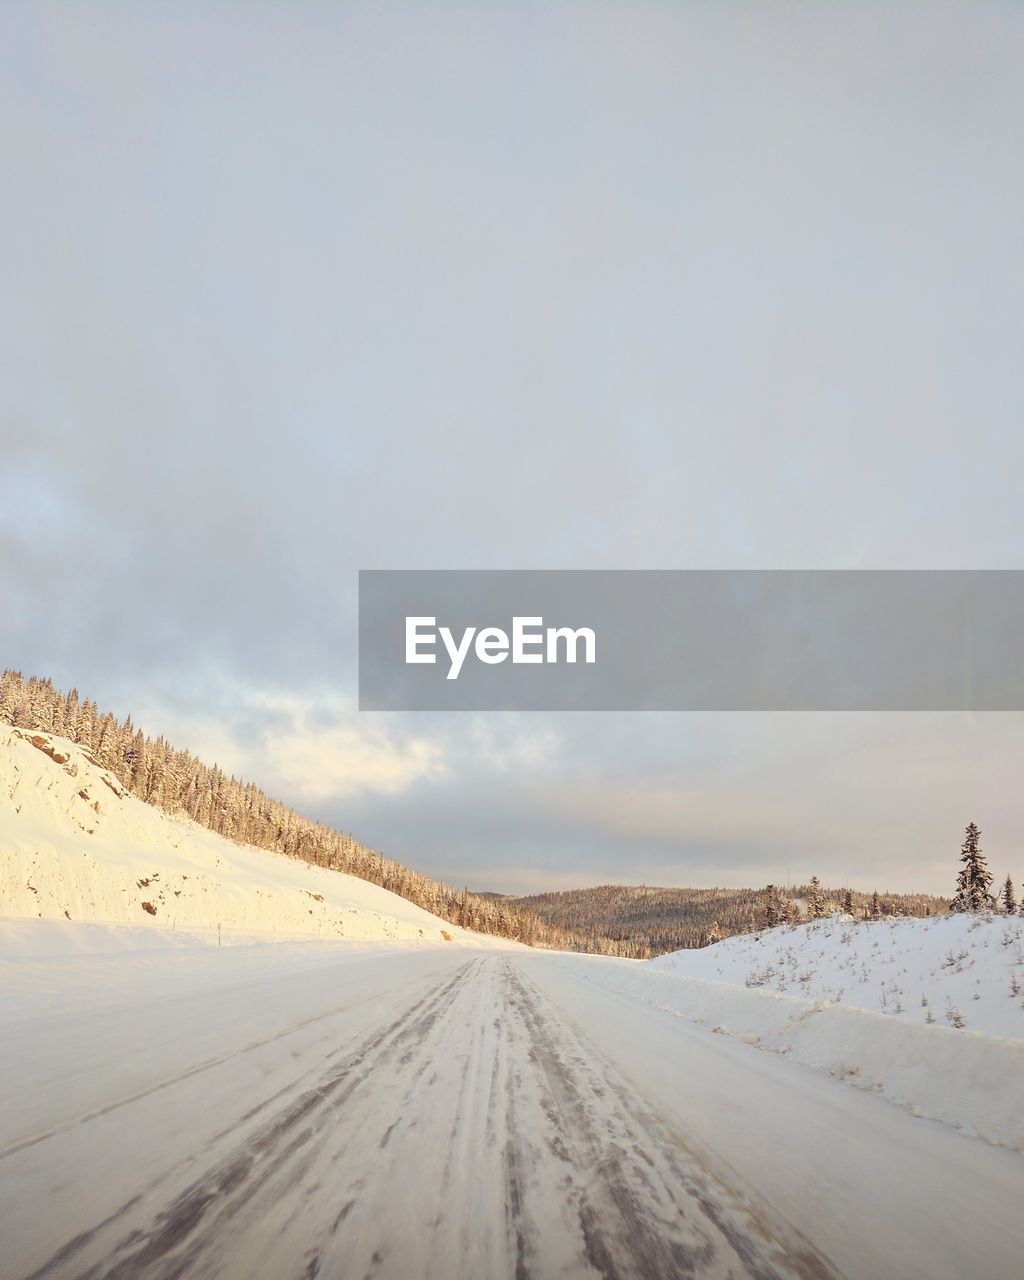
0, 670, 20, 722
808, 875, 826, 919
96, 715, 118, 770
1001, 874, 1016, 915
63, 688, 80, 741
842, 887, 854, 916
950, 823, 994, 913
76, 699, 95, 750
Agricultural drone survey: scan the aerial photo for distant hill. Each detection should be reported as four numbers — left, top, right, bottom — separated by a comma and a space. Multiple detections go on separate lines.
512, 883, 949, 957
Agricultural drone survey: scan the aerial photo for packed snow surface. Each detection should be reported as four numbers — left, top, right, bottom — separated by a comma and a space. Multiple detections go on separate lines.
0, 724, 495, 946
650, 913, 1024, 1039
2, 924, 1023, 1280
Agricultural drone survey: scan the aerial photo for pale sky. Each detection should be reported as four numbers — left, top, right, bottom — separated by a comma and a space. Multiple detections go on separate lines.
3, 3, 1024, 895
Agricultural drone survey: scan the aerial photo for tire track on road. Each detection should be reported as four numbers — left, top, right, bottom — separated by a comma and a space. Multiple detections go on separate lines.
18, 955, 840, 1280
499, 961, 836, 1280
24, 960, 482, 1280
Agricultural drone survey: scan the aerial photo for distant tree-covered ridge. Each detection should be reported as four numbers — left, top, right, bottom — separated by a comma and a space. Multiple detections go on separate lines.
510, 880, 949, 954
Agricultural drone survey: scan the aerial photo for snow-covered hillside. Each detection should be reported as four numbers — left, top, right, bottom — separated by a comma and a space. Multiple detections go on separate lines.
0, 724, 496, 946
650, 913, 1024, 1039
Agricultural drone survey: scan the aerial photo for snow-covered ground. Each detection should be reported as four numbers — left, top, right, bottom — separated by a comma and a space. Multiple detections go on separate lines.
2, 725, 1024, 1278
0, 927, 1021, 1280
0, 724, 493, 946
650, 913, 1024, 1039
629, 914, 1024, 1151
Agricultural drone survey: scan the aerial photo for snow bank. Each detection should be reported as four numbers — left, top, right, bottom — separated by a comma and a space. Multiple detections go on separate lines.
650, 913, 1024, 1039
0, 725, 500, 948
0, 918, 463, 1029
609, 956, 1024, 1150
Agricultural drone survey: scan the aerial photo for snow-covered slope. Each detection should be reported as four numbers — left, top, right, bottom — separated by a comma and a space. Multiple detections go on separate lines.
0, 724, 498, 947
650, 913, 1024, 1039
626, 912, 1024, 1147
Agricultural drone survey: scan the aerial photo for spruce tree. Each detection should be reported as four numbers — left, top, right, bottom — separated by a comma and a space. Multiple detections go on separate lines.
1001, 875, 1017, 915
950, 823, 994, 913
842, 887, 854, 916
808, 875, 826, 919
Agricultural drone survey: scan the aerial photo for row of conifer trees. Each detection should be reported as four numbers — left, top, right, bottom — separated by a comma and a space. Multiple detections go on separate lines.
0, 670, 649, 955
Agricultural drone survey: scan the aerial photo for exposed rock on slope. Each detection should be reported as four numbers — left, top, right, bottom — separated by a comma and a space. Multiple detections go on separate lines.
0, 725, 497, 946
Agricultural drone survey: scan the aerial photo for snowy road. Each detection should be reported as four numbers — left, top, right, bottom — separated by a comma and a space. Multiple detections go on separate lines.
2, 945, 1022, 1280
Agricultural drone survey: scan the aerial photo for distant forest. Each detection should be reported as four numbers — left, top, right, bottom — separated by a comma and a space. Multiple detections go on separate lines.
1, 671, 948, 957
510, 882, 949, 956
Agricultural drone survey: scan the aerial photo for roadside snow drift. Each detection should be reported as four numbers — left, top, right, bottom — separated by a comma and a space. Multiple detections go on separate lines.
0, 725, 492, 946
637, 914, 1024, 1149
